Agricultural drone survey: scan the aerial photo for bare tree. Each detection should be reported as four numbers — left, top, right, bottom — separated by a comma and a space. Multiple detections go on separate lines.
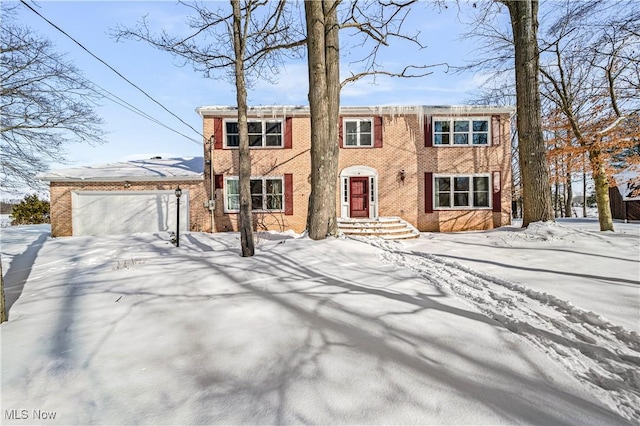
1, 5, 106, 321
462, 1, 640, 228
459, 0, 555, 225
1, 4, 105, 190
305, 0, 434, 239
497, 0, 554, 226
305, 0, 341, 239
115, 0, 304, 256
539, 0, 640, 231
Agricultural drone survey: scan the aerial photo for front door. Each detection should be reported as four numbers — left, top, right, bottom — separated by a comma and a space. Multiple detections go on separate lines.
349, 177, 369, 218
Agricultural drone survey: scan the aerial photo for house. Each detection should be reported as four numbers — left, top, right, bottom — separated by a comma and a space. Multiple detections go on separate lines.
609, 165, 640, 222
198, 105, 514, 234
41, 105, 514, 237
39, 157, 209, 237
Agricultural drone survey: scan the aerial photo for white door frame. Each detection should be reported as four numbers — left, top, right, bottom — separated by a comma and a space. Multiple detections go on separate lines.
340, 165, 378, 219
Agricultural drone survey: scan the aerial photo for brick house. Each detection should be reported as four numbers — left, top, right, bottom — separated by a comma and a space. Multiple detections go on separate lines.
199, 105, 514, 234
41, 105, 513, 237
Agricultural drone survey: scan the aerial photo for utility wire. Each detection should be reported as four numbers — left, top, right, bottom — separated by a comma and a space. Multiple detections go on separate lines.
3, 25, 202, 145
19, 0, 204, 139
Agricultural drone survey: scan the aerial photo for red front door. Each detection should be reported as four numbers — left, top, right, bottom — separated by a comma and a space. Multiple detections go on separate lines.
350, 177, 369, 218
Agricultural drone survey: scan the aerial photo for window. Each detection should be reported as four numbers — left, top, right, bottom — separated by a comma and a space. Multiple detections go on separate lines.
344, 118, 373, 147
433, 118, 490, 146
434, 175, 490, 209
225, 120, 283, 148
225, 177, 283, 212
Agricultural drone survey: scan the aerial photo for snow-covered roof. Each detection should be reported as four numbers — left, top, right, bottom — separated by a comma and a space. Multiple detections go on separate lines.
613, 165, 640, 201
37, 157, 204, 182
196, 105, 515, 118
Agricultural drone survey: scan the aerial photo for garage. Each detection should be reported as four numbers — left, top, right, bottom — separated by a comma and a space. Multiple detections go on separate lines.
38, 157, 209, 237
72, 190, 189, 236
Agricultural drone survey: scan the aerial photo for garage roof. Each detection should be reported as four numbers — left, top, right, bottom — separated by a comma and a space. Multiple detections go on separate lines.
37, 157, 204, 182
613, 165, 640, 201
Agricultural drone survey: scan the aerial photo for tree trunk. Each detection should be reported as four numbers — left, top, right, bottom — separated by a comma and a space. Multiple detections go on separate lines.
565, 169, 573, 218
305, 0, 340, 240
583, 157, 587, 217
1, 260, 6, 323
232, 0, 255, 256
589, 147, 614, 231
502, 0, 554, 227
554, 156, 560, 218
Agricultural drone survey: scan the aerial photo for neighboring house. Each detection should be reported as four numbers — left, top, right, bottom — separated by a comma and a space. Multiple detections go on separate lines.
197, 105, 514, 233
38, 157, 209, 237
610, 165, 640, 222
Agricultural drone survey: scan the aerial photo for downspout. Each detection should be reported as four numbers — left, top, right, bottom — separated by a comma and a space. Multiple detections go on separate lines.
200, 107, 216, 234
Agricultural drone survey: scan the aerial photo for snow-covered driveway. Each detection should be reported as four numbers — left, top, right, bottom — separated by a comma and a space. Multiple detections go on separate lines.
1, 222, 636, 424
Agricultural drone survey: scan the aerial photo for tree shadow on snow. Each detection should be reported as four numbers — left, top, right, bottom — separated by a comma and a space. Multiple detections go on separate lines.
2, 233, 48, 319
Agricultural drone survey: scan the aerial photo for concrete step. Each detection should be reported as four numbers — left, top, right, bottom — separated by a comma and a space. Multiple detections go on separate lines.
340, 227, 413, 235
337, 217, 420, 240
338, 222, 406, 229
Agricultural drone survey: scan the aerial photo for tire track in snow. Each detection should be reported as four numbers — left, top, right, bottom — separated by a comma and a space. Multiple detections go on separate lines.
359, 237, 640, 423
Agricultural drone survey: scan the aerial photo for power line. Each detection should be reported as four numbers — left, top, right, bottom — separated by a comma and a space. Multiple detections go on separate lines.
2, 25, 202, 145
19, 0, 204, 140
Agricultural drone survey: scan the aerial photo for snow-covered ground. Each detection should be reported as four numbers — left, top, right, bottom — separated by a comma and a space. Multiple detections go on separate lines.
0, 213, 12, 227
1, 219, 638, 424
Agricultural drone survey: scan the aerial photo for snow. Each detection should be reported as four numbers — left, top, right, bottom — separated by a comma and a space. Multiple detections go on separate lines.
613, 165, 640, 201
36, 157, 204, 182
1, 219, 638, 424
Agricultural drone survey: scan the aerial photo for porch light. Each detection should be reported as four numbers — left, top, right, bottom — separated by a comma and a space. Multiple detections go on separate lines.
175, 186, 182, 247
399, 170, 406, 183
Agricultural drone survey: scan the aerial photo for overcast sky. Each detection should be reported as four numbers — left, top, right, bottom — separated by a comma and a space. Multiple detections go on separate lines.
12, 1, 507, 171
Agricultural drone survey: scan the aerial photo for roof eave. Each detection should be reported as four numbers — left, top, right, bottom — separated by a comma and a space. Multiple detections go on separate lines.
196, 104, 516, 117
38, 175, 204, 183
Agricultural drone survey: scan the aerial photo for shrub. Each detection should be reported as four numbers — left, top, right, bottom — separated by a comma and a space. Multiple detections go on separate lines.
10, 194, 50, 225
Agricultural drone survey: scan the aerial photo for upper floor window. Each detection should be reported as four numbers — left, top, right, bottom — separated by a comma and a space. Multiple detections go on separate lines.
434, 175, 490, 209
344, 118, 373, 147
225, 120, 283, 148
224, 176, 283, 212
433, 118, 490, 146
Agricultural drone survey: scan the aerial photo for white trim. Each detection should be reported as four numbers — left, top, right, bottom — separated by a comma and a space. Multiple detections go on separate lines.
72, 190, 185, 196
433, 173, 492, 210
342, 117, 374, 148
339, 166, 378, 219
432, 116, 492, 147
41, 176, 203, 183
223, 175, 285, 213
222, 118, 284, 149
197, 105, 515, 117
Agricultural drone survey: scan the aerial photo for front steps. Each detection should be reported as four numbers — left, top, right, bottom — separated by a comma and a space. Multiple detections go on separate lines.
337, 217, 420, 240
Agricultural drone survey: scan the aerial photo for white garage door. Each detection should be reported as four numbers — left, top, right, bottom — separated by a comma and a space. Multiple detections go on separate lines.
72, 190, 189, 236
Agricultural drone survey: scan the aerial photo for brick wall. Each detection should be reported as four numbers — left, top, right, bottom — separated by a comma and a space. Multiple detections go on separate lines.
204, 111, 512, 233
206, 116, 311, 233
49, 180, 209, 237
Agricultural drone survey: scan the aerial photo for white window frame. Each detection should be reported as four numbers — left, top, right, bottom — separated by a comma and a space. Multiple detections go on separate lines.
432, 117, 491, 146
223, 119, 284, 149
224, 176, 285, 213
343, 117, 374, 148
433, 173, 492, 210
